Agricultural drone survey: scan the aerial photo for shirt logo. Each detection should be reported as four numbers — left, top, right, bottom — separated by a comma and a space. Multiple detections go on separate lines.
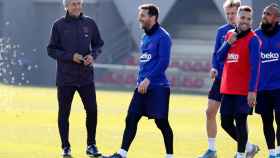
227, 53, 239, 63
261, 52, 279, 63
140, 53, 152, 63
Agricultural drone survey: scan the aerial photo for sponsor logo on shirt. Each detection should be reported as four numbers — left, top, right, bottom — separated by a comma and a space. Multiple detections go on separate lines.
227, 53, 239, 63
140, 53, 152, 63
261, 52, 279, 63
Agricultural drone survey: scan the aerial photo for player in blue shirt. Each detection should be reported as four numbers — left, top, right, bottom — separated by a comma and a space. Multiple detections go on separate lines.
255, 4, 280, 158
199, 1, 259, 157
105, 4, 174, 158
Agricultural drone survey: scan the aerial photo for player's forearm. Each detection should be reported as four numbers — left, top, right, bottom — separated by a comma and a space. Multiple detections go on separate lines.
212, 32, 222, 69
248, 37, 261, 92
47, 46, 73, 62
248, 66, 259, 92
216, 41, 231, 62
211, 53, 219, 70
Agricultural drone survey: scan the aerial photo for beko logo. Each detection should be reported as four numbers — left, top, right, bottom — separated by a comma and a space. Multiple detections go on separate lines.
140, 53, 152, 63
261, 52, 279, 63
227, 53, 239, 63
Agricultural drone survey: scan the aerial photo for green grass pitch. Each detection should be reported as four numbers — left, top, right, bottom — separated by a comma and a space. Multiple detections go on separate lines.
0, 85, 269, 158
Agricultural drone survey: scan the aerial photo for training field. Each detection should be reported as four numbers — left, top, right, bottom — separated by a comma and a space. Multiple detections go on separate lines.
0, 84, 269, 158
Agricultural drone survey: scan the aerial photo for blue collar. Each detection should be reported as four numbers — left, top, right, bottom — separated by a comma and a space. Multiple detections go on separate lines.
144, 23, 160, 36
65, 11, 84, 22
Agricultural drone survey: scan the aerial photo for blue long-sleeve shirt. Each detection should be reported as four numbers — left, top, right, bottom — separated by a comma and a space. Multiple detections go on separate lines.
212, 24, 235, 80
255, 25, 280, 91
137, 24, 171, 87
216, 32, 260, 91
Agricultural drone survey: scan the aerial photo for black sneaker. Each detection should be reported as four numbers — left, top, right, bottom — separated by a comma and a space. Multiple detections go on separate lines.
86, 145, 102, 157
62, 147, 71, 157
103, 153, 125, 158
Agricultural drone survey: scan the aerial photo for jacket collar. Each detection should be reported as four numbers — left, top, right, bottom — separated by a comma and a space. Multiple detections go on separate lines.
235, 28, 252, 39
65, 11, 84, 22
144, 23, 160, 36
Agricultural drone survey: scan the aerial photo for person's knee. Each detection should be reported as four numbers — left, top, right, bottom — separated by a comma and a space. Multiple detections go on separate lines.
261, 114, 274, 128
221, 120, 228, 130
206, 108, 216, 120
58, 114, 69, 123
155, 119, 170, 130
221, 117, 232, 130
275, 112, 280, 125
206, 100, 219, 119
58, 109, 71, 119
125, 113, 141, 126
84, 103, 97, 114
125, 114, 132, 125
235, 115, 247, 126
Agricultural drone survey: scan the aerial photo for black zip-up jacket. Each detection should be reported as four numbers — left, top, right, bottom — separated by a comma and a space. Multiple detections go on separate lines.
47, 12, 104, 86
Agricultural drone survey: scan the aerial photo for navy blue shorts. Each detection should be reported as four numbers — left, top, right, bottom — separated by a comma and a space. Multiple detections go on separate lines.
220, 94, 253, 116
208, 79, 222, 102
256, 89, 280, 115
128, 86, 170, 119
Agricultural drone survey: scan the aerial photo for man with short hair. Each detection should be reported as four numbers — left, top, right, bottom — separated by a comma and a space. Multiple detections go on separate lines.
199, 1, 259, 157
47, 0, 104, 157
215, 6, 261, 158
105, 4, 174, 158
255, 3, 280, 158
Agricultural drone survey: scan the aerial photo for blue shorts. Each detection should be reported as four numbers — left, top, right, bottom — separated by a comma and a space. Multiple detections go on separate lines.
128, 86, 170, 119
220, 94, 253, 116
256, 89, 280, 115
208, 79, 222, 102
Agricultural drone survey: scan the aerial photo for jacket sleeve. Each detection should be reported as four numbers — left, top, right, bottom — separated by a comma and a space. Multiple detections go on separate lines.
248, 36, 261, 92
215, 40, 231, 63
91, 21, 104, 60
47, 23, 74, 61
215, 32, 231, 63
145, 35, 171, 81
212, 30, 222, 70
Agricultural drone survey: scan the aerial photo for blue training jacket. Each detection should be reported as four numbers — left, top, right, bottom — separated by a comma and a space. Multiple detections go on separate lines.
255, 25, 280, 91
137, 23, 171, 87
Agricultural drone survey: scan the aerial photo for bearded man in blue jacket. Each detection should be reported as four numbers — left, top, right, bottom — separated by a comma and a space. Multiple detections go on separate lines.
255, 3, 280, 158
